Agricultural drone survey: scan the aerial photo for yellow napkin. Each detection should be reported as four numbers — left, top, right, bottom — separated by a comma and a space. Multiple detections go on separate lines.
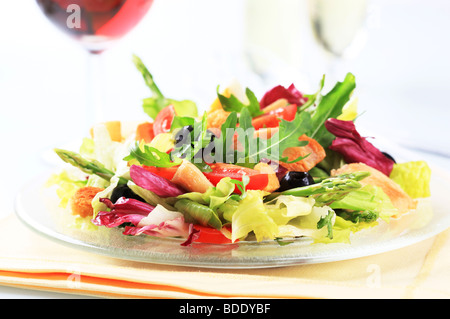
1, 213, 449, 299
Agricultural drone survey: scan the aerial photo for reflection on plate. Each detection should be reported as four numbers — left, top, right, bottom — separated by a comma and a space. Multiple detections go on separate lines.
15, 164, 450, 269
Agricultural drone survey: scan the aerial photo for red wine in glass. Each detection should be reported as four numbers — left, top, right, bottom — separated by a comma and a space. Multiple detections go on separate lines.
36, 0, 154, 54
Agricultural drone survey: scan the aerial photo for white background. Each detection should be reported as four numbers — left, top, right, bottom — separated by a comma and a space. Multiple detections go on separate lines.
0, 0, 449, 298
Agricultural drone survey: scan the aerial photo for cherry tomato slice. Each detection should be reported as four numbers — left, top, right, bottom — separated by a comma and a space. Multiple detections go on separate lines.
203, 163, 269, 193
268, 103, 297, 121
153, 104, 175, 136
193, 225, 234, 244
251, 103, 298, 131
251, 114, 280, 130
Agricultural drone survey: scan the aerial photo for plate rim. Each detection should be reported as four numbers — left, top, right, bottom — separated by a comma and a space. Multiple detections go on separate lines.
14, 163, 450, 269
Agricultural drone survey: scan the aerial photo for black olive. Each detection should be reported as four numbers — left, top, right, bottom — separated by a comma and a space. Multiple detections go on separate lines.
175, 125, 194, 145
110, 184, 145, 203
206, 129, 217, 142
382, 152, 396, 163
278, 171, 315, 192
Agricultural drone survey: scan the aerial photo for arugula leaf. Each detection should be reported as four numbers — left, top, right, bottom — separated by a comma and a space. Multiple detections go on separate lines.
133, 55, 198, 120
317, 209, 335, 239
217, 86, 264, 117
191, 112, 210, 163
259, 112, 310, 164
232, 110, 310, 166
238, 106, 253, 131
336, 209, 379, 224
213, 112, 238, 164
276, 112, 311, 157
307, 72, 356, 148
229, 174, 250, 200
124, 142, 182, 167
299, 74, 325, 112
236, 107, 255, 163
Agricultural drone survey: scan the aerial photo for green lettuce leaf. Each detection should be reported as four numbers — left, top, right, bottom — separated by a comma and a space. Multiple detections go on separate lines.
218, 199, 240, 222
307, 72, 356, 148
265, 195, 315, 225
231, 190, 278, 242
389, 161, 431, 198
279, 205, 338, 242
142, 98, 198, 121
46, 170, 87, 208
177, 177, 236, 210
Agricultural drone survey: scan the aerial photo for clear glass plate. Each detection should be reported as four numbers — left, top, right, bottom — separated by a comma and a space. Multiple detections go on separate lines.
15, 165, 450, 269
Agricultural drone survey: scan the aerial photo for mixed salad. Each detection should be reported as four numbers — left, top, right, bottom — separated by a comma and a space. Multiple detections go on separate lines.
48, 55, 432, 246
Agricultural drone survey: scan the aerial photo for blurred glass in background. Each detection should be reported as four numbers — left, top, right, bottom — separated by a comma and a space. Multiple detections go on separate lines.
244, 0, 369, 87
35, 0, 154, 125
244, 0, 450, 157
307, 0, 368, 81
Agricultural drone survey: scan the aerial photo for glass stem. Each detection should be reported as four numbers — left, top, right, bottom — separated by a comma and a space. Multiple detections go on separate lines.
86, 52, 106, 126
325, 54, 342, 85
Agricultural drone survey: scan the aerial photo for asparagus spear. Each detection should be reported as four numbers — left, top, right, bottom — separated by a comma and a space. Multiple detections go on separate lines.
54, 149, 128, 185
265, 171, 370, 204
132, 54, 164, 99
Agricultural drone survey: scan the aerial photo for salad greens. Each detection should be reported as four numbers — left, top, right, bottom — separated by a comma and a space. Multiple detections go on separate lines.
317, 210, 335, 239
265, 171, 369, 203
389, 161, 431, 198
307, 73, 356, 148
54, 148, 129, 185
133, 55, 198, 120
49, 55, 431, 246
217, 86, 264, 117
213, 109, 311, 167
124, 142, 182, 168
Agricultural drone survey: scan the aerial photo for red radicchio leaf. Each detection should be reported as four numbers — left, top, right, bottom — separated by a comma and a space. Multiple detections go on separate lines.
123, 216, 188, 237
93, 197, 197, 246
324, 118, 394, 176
123, 216, 199, 246
91, 197, 155, 228
130, 165, 185, 197
181, 224, 201, 246
259, 84, 308, 109
101, 197, 155, 215
92, 211, 146, 228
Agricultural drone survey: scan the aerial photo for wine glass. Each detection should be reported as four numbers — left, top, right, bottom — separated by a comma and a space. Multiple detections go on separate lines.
35, 0, 154, 125
307, 0, 368, 83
